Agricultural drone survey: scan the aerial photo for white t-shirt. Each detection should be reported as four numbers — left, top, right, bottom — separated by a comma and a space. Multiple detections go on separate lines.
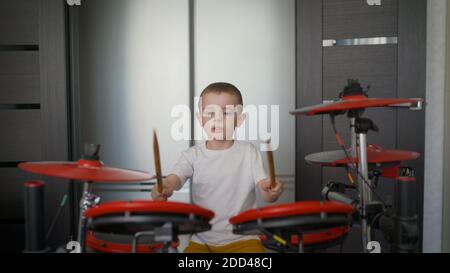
171, 140, 267, 246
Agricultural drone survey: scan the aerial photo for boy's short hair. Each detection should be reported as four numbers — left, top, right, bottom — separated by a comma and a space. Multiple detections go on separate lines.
200, 82, 243, 106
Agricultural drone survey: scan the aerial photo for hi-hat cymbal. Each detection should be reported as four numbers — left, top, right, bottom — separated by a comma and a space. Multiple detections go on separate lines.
291, 95, 422, 116
18, 160, 153, 182
305, 144, 420, 166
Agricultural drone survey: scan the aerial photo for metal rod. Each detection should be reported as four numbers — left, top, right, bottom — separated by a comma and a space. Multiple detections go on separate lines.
298, 233, 304, 253
350, 117, 357, 166
358, 133, 372, 252
77, 182, 92, 252
132, 231, 155, 253
358, 134, 372, 202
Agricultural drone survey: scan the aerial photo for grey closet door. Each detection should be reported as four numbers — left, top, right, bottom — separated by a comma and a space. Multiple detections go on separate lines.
0, 0, 71, 252
296, 0, 425, 252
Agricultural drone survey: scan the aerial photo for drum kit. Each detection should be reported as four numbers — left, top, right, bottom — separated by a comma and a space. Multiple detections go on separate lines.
19, 135, 215, 253
18, 79, 423, 253
289, 79, 423, 253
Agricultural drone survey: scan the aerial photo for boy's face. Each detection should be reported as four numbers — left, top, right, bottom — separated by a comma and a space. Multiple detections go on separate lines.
198, 92, 244, 141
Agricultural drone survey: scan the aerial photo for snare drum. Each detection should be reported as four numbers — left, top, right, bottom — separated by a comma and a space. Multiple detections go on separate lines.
84, 200, 214, 252
260, 226, 350, 252
86, 231, 180, 253
230, 201, 354, 252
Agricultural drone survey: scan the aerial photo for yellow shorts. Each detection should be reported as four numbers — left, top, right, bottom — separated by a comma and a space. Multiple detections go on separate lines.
184, 239, 266, 253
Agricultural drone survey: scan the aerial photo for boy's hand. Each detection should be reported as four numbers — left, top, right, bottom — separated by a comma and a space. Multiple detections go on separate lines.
257, 178, 284, 203
151, 180, 174, 201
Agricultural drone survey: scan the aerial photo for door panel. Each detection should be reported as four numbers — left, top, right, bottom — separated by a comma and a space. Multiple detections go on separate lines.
296, 0, 426, 252
323, 0, 398, 39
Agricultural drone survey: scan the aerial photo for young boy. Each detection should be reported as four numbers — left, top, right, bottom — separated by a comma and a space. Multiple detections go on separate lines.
151, 82, 283, 253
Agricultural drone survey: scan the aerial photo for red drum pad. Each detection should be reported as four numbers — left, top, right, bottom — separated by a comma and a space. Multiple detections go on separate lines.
18, 160, 153, 182
305, 144, 420, 167
261, 226, 350, 252
86, 231, 180, 253
85, 200, 215, 235
230, 201, 354, 236
290, 95, 422, 116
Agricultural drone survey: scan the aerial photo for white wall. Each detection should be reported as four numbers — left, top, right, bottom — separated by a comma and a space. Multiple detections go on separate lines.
424, 0, 447, 253
443, 0, 450, 254
194, 0, 296, 206
79, 0, 191, 202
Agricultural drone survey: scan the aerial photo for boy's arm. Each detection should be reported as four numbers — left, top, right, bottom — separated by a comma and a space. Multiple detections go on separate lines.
152, 147, 195, 201
151, 174, 182, 201
166, 174, 182, 191
257, 178, 284, 203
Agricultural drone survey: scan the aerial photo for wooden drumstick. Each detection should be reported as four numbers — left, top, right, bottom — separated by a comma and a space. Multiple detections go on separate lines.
266, 139, 276, 189
153, 129, 163, 194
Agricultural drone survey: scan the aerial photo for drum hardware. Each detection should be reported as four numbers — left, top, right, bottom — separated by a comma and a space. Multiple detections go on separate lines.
291, 79, 422, 252
85, 231, 173, 253
23, 181, 50, 253
132, 223, 178, 253
230, 201, 355, 253
84, 200, 214, 253
322, 182, 359, 207
77, 181, 100, 252
261, 226, 351, 253
18, 77, 423, 253
376, 211, 419, 252
19, 144, 157, 253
